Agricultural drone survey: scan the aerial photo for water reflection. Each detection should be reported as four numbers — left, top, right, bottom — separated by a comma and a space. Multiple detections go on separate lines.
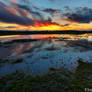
0, 34, 92, 76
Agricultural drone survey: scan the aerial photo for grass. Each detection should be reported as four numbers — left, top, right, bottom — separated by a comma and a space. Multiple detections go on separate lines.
68, 58, 92, 92
0, 67, 73, 92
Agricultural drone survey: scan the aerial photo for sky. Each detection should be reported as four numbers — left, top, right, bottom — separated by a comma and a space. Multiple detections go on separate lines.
0, 0, 92, 31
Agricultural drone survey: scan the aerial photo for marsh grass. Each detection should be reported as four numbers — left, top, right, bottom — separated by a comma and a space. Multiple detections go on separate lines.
0, 59, 92, 92
68, 59, 92, 92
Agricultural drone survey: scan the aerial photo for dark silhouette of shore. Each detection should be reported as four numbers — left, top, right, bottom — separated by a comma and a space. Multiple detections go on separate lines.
0, 30, 92, 36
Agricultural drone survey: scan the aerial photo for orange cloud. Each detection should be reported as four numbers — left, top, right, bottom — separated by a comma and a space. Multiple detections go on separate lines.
0, 21, 92, 31
23, 11, 30, 16
4, 7, 16, 15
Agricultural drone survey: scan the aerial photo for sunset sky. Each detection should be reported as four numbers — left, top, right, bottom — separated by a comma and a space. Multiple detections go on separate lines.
0, 0, 92, 31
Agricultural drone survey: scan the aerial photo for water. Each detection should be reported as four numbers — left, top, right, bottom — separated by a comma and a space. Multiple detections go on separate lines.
0, 34, 92, 76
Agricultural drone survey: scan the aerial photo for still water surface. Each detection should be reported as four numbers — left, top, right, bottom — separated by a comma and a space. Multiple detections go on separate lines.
0, 34, 92, 76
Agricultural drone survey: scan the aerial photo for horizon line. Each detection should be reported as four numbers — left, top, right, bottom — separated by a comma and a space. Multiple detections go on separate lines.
0, 30, 92, 36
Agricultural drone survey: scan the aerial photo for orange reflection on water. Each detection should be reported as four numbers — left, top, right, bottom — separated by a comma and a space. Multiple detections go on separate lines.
11, 42, 33, 58
0, 35, 21, 38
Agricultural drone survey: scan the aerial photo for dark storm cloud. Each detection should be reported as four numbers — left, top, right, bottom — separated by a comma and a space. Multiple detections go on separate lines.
45, 17, 64, 26
17, 4, 44, 21
43, 8, 61, 14
46, 17, 59, 25
0, 2, 34, 25
64, 7, 92, 23
0, 2, 61, 26
64, 6, 71, 11
31, 12, 44, 20
17, 4, 30, 11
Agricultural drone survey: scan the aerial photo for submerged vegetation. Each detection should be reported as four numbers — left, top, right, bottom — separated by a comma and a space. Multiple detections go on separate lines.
0, 59, 92, 92
0, 68, 73, 92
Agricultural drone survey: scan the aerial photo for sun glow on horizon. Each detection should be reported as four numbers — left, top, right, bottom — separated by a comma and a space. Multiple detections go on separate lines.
0, 21, 92, 31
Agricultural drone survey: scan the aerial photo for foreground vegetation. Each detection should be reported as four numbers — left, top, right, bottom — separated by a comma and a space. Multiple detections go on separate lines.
68, 59, 92, 92
0, 59, 92, 92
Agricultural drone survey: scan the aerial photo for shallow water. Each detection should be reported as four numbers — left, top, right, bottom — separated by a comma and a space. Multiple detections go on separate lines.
0, 34, 92, 76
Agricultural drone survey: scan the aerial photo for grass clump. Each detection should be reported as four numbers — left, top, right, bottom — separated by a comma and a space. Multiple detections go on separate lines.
68, 58, 92, 92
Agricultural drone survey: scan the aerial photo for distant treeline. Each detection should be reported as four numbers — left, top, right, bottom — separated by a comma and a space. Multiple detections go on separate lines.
0, 30, 92, 36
